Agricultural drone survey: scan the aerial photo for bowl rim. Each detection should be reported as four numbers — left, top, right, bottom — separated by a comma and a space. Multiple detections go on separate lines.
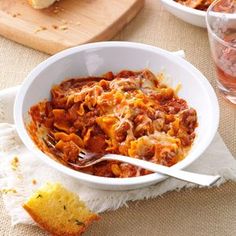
161, 0, 206, 17
14, 41, 219, 188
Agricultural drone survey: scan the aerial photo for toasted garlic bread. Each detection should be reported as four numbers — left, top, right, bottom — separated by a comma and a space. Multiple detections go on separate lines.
23, 183, 100, 236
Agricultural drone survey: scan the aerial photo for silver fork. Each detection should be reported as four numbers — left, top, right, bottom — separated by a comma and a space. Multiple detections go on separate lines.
43, 137, 221, 186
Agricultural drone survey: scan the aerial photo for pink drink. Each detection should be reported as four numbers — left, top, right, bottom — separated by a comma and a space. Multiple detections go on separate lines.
207, 0, 236, 104
214, 29, 236, 91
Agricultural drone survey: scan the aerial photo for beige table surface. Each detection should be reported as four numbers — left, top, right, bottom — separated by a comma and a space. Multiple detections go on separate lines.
1, 1, 236, 235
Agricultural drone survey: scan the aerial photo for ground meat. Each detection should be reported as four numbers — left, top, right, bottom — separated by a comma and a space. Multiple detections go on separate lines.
56, 140, 80, 163
162, 98, 188, 114
119, 164, 137, 178
86, 135, 107, 153
115, 122, 131, 142
180, 108, 198, 134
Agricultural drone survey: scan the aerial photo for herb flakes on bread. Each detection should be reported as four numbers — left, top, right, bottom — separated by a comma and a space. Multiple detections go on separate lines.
23, 182, 100, 236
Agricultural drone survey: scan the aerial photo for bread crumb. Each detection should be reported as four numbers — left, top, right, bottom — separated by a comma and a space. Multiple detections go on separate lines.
52, 25, 58, 29
17, 174, 24, 180
32, 179, 37, 185
1, 188, 17, 194
59, 25, 68, 31
34, 26, 47, 33
12, 13, 21, 18
61, 19, 68, 24
53, 9, 60, 14
53, 5, 65, 14
11, 156, 19, 171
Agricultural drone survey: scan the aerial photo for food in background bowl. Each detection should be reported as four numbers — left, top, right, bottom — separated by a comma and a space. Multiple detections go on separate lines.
174, 0, 213, 11
160, 0, 207, 28
28, 69, 198, 178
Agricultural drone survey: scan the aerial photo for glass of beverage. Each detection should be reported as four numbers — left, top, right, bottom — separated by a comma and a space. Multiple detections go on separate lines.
206, 0, 236, 104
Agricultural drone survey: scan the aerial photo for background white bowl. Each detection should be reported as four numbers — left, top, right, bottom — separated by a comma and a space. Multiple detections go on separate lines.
161, 0, 206, 28
14, 42, 219, 190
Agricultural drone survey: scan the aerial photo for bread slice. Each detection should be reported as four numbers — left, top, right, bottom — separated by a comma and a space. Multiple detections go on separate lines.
23, 183, 100, 236
28, 0, 58, 9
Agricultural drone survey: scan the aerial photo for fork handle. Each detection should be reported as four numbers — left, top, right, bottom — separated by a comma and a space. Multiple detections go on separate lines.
103, 154, 220, 186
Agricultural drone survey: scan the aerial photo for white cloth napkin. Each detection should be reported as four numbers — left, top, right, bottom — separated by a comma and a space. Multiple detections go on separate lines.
0, 86, 236, 226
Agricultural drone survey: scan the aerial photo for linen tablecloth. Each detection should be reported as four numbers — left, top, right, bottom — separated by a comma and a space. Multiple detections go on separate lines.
0, 1, 236, 235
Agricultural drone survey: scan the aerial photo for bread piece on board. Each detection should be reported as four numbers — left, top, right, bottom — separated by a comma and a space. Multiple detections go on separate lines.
23, 182, 100, 236
28, 0, 58, 9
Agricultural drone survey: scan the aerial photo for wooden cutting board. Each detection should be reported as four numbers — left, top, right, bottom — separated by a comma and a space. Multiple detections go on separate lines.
0, 0, 144, 54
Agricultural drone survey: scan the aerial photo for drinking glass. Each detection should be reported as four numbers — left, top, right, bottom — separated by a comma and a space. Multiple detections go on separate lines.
206, 0, 236, 104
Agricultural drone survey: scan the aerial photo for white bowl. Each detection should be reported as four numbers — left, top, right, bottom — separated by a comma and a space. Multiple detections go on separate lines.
161, 0, 206, 28
14, 42, 219, 191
